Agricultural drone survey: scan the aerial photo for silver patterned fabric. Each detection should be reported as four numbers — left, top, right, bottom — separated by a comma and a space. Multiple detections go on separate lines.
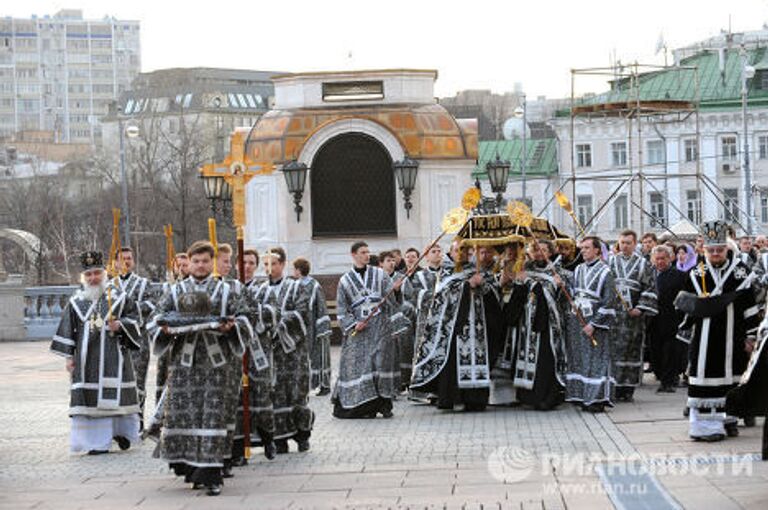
51, 283, 142, 418
295, 276, 332, 391
608, 253, 658, 388
252, 278, 313, 440
147, 276, 252, 469
506, 263, 568, 402
386, 270, 415, 390
333, 266, 398, 410
411, 266, 452, 357
115, 272, 154, 416
233, 283, 277, 448
410, 268, 493, 393
564, 259, 617, 406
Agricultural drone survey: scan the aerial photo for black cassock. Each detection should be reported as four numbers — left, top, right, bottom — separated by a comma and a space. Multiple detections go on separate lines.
649, 266, 688, 387
410, 269, 496, 411
678, 256, 760, 438
502, 265, 567, 410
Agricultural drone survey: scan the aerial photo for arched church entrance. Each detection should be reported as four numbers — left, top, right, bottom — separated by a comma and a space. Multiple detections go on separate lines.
310, 132, 397, 238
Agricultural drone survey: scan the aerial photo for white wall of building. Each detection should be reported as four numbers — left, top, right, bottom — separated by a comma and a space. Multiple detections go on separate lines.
551, 107, 768, 239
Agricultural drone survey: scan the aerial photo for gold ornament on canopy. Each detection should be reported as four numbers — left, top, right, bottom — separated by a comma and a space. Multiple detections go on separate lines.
507, 201, 533, 228
441, 207, 469, 234
461, 187, 482, 211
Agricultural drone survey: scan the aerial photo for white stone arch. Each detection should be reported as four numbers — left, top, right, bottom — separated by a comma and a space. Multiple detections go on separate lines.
297, 117, 405, 166
0, 228, 43, 261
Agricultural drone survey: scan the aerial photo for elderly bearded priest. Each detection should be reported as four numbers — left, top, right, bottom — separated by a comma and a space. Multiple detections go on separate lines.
50, 251, 142, 455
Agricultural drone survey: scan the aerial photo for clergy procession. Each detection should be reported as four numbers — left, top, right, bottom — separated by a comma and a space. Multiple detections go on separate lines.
50, 188, 768, 497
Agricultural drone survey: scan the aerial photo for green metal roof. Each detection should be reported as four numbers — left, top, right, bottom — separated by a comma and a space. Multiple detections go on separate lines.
566, 47, 768, 113
473, 139, 558, 178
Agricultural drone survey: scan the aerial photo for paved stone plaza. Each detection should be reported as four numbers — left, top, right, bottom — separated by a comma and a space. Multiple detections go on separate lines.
0, 342, 766, 509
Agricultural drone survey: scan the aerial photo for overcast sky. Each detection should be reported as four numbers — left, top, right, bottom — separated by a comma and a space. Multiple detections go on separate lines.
7, 1, 768, 98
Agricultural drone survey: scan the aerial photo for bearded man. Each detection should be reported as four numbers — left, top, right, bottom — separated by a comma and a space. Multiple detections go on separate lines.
51, 251, 142, 454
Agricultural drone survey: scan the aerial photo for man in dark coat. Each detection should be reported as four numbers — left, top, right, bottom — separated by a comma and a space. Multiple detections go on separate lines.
648, 244, 688, 393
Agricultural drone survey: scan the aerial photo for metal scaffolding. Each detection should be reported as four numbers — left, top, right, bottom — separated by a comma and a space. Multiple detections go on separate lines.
561, 62, 746, 239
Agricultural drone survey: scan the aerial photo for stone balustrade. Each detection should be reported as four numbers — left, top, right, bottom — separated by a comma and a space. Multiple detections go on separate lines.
24, 286, 77, 340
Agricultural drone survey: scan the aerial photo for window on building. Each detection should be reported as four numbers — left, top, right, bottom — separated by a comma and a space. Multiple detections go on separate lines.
649, 192, 666, 227
761, 191, 768, 224
684, 138, 698, 162
67, 38, 88, 51
724, 188, 739, 222
15, 67, 37, 79
577, 194, 593, 227
576, 144, 592, 168
614, 194, 628, 230
647, 140, 664, 165
91, 54, 112, 64
14, 37, 37, 50
17, 83, 40, 94
91, 39, 112, 50
686, 189, 702, 225
721, 136, 738, 160
68, 68, 89, 79
759, 135, 768, 160
17, 99, 39, 113
92, 84, 113, 94
611, 142, 627, 167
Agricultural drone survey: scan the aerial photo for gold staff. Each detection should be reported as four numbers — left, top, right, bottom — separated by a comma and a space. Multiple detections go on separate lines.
164, 224, 176, 284
105, 208, 123, 332
208, 218, 219, 278
350, 187, 481, 337
553, 191, 631, 313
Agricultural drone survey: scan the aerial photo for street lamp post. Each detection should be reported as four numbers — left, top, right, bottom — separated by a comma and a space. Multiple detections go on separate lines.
198, 130, 276, 229
485, 155, 511, 211
281, 160, 309, 222
392, 157, 419, 219
118, 115, 132, 247
514, 94, 528, 203
741, 46, 756, 235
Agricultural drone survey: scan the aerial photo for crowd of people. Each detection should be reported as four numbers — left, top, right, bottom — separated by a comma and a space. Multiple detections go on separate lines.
50, 218, 767, 496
